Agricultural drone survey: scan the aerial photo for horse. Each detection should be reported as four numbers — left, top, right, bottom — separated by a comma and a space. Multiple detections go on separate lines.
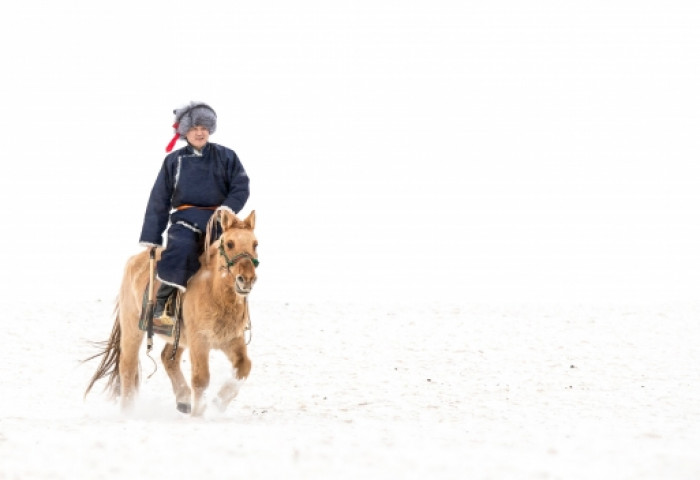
84, 209, 258, 416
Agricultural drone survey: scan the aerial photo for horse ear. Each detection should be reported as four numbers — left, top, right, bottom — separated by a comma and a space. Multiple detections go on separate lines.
218, 208, 236, 230
244, 210, 256, 230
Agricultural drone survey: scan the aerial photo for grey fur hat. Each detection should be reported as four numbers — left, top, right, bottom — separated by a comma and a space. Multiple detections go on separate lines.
166, 101, 217, 152
175, 101, 217, 136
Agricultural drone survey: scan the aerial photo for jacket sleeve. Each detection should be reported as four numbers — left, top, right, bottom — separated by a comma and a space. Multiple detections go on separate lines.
139, 157, 174, 246
222, 149, 250, 213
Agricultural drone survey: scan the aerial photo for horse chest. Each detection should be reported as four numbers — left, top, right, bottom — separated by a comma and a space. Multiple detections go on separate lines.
208, 313, 246, 341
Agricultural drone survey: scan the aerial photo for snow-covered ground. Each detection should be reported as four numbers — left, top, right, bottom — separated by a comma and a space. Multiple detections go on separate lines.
1, 296, 699, 479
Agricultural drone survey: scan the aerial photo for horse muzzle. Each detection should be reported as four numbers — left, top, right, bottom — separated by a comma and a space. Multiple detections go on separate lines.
235, 274, 256, 296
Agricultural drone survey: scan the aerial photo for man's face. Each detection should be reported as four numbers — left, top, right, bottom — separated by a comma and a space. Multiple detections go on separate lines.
186, 125, 210, 150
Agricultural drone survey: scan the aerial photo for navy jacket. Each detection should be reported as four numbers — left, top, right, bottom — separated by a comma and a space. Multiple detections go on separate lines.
139, 143, 250, 246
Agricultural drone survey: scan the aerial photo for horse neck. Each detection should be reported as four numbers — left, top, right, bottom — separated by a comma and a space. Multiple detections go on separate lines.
207, 266, 247, 316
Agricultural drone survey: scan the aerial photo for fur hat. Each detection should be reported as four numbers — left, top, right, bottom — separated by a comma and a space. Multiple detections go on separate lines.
165, 101, 217, 152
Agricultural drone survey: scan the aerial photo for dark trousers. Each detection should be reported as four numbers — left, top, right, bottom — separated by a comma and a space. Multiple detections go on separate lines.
157, 222, 204, 289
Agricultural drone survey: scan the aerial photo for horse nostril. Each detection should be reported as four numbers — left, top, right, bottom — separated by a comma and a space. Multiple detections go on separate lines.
235, 274, 255, 292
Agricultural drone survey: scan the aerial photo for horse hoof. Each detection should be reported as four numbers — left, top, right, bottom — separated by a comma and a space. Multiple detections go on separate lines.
177, 402, 192, 414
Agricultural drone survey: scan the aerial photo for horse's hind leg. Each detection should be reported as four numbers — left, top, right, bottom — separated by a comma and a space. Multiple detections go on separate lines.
118, 323, 144, 411
214, 338, 252, 413
161, 343, 192, 413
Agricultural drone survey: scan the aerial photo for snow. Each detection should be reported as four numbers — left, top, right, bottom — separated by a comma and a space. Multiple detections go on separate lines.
2, 0, 700, 478
2, 299, 700, 478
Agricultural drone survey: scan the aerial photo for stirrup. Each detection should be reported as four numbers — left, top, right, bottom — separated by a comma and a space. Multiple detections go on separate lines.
154, 295, 176, 326
154, 312, 175, 327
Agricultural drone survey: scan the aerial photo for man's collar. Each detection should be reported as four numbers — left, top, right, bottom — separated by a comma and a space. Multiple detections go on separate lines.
185, 142, 210, 155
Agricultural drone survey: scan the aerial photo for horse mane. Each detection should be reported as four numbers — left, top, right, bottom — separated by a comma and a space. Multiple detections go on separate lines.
203, 210, 220, 267
202, 208, 253, 267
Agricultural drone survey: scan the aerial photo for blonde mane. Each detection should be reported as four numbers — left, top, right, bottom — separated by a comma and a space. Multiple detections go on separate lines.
202, 208, 254, 267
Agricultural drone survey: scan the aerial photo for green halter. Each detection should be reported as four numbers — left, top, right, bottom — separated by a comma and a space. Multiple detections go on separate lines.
218, 242, 259, 269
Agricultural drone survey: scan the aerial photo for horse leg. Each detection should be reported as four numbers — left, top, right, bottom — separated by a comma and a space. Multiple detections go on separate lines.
189, 338, 211, 416
161, 343, 192, 413
118, 323, 144, 411
214, 338, 252, 413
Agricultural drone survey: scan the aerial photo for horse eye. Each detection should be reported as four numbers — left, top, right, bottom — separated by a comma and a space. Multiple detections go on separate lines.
226, 240, 235, 249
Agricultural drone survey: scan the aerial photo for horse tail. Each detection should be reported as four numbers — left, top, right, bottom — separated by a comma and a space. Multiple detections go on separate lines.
83, 304, 122, 400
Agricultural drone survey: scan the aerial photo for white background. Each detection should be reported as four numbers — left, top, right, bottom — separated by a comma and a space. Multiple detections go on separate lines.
1, 2, 699, 479
1, 0, 698, 305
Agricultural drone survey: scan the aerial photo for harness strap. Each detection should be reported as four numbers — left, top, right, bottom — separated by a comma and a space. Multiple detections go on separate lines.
219, 243, 260, 269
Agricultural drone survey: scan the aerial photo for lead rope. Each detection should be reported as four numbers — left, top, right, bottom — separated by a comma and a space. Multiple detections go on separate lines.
245, 297, 252, 345
146, 346, 158, 379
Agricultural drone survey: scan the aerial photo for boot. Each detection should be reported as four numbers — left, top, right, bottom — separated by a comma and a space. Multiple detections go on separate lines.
153, 283, 177, 326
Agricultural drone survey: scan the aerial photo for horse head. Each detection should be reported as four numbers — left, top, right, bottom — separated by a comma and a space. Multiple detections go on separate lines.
205, 209, 258, 298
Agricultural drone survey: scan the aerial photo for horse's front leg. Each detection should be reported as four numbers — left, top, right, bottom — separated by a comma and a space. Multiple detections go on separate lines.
214, 337, 251, 413
161, 343, 192, 413
189, 337, 211, 416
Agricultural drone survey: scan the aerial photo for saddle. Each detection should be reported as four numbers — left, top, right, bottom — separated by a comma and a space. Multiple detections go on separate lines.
138, 283, 181, 337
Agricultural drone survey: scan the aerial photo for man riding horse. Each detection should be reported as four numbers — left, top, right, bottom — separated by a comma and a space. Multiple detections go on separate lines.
139, 101, 250, 325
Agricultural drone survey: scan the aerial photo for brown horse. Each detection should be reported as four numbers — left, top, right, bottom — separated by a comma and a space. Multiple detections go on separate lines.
84, 209, 258, 416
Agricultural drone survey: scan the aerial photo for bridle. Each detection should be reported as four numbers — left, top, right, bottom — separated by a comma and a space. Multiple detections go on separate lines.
218, 241, 259, 272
